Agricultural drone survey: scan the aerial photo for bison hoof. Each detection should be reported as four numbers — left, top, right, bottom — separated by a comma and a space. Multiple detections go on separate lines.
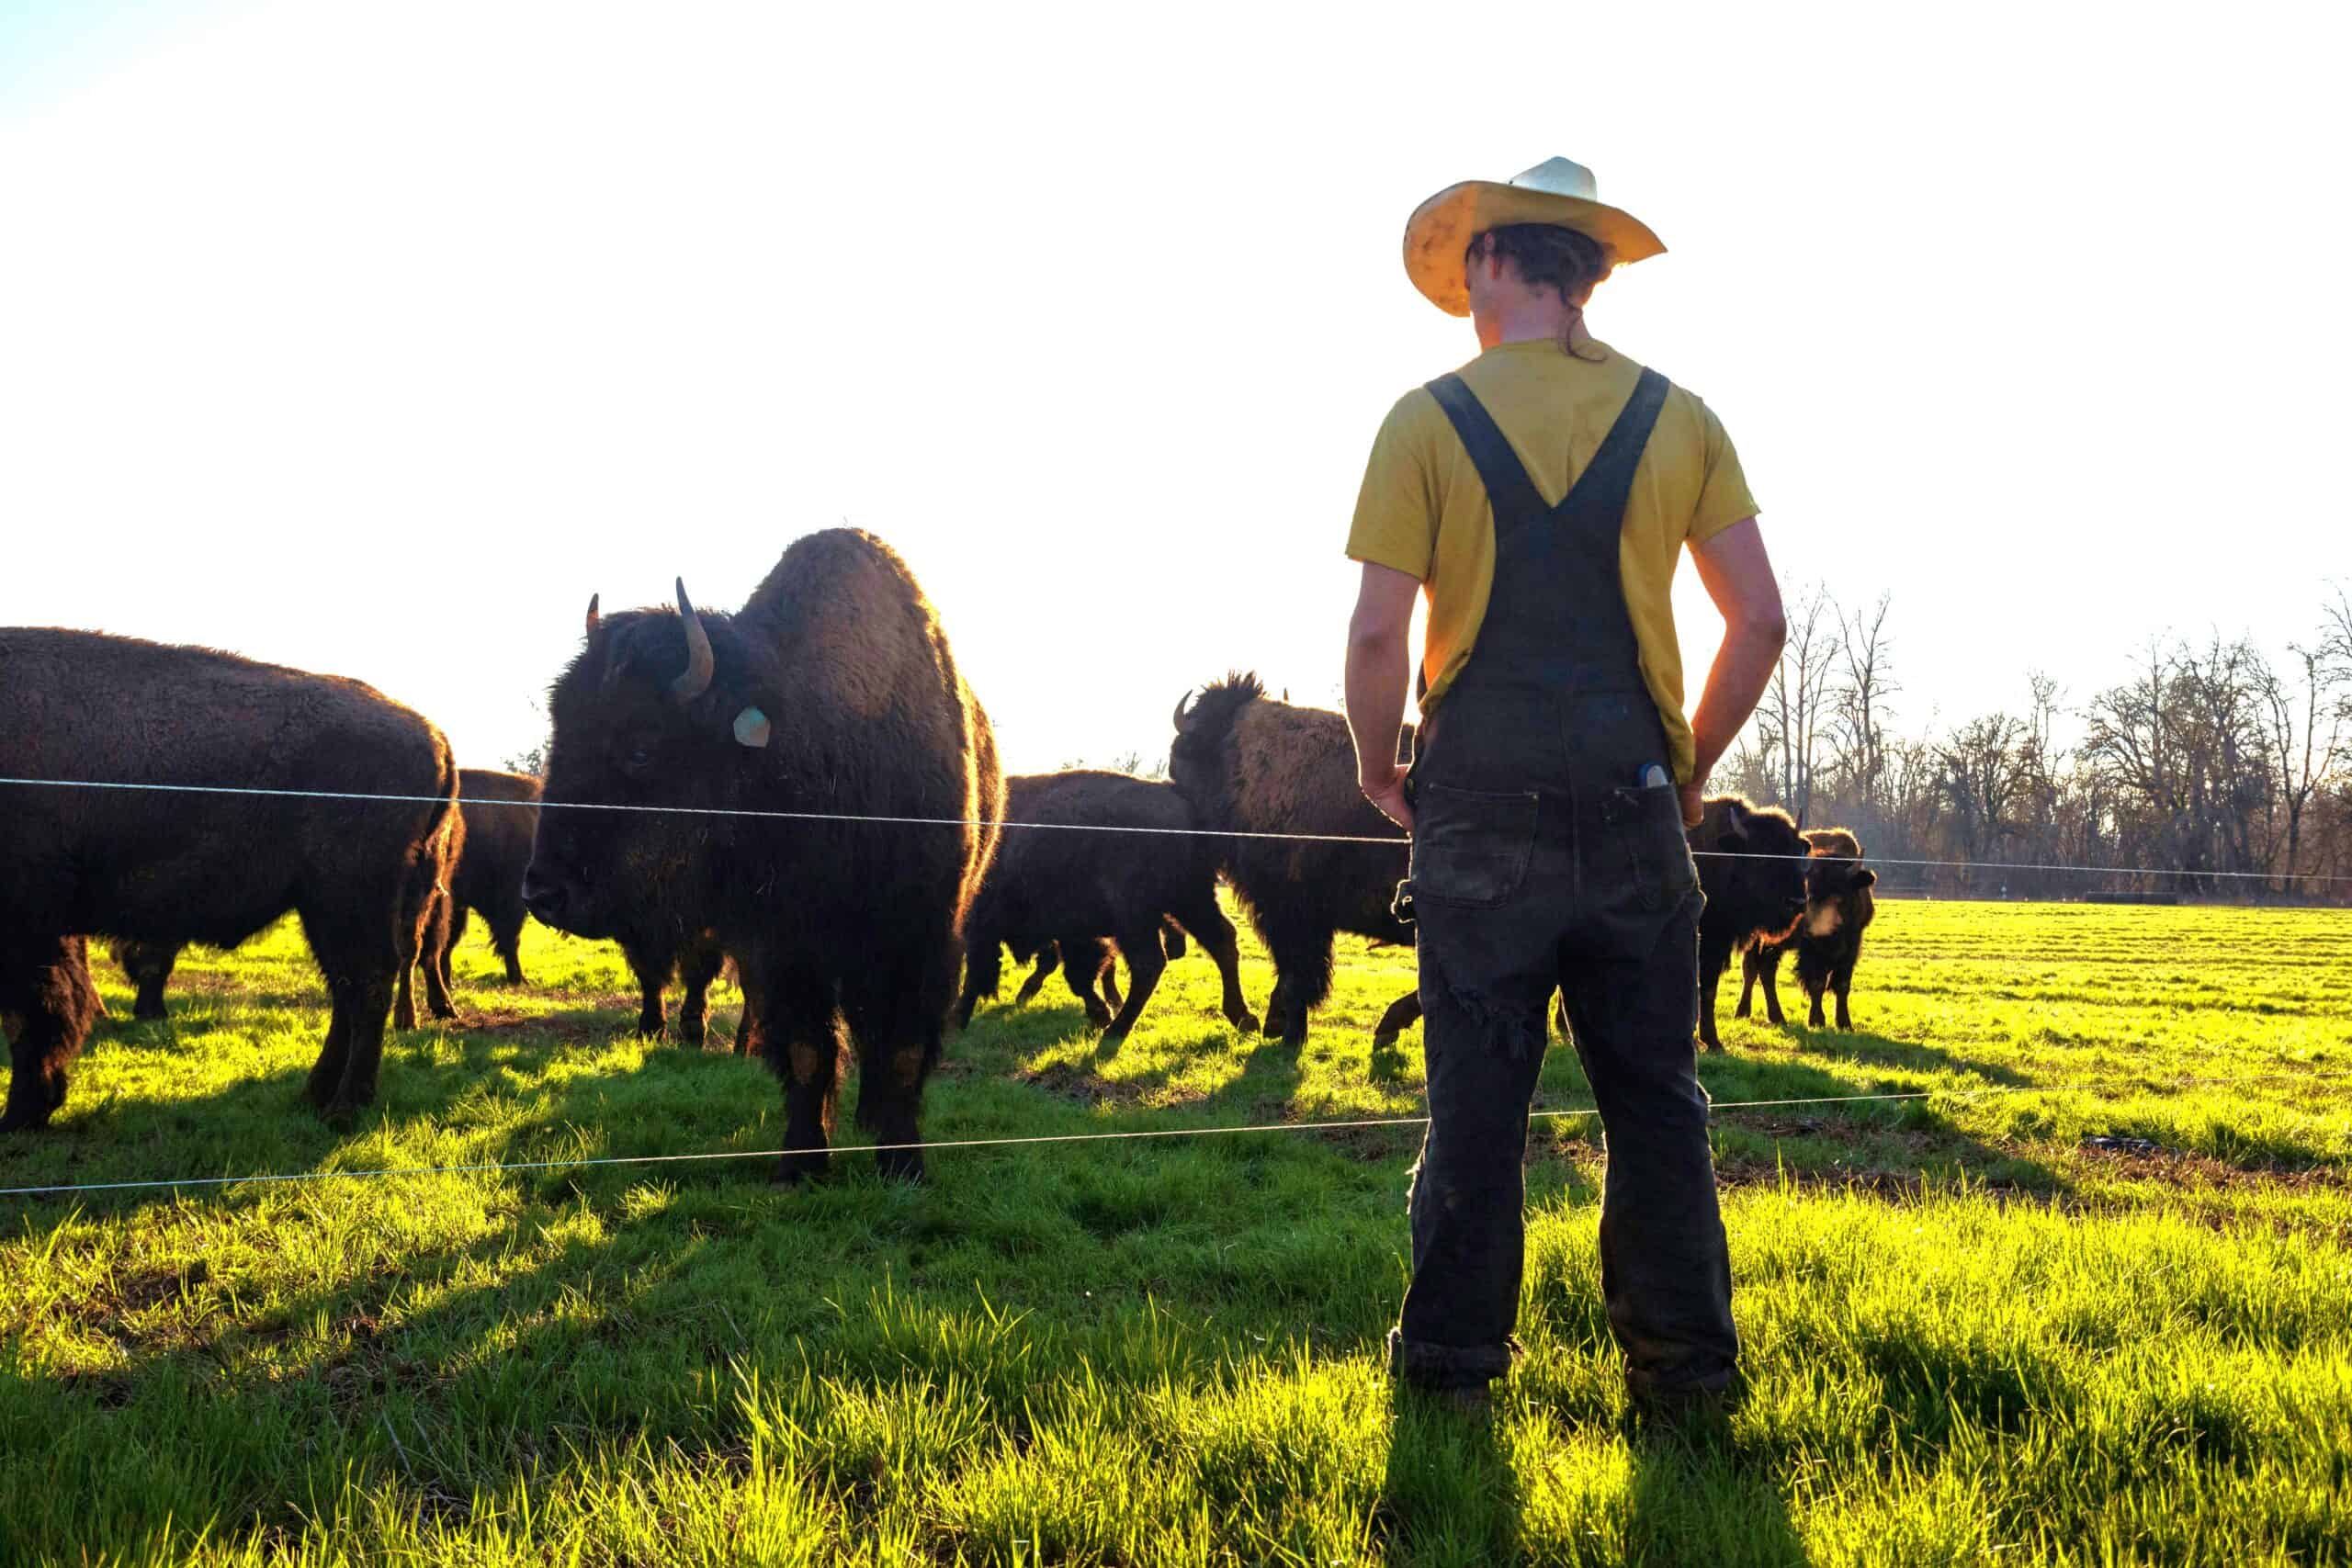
1229, 1010, 1261, 1035
679, 1020, 707, 1048
133, 1002, 169, 1022
0, 1100, 54, 1134
773, 1152, 831, 1187
876, 1148, 926, 1184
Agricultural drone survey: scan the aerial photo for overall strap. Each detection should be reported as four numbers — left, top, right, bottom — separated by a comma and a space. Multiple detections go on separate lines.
1423, 374, 1550, 531
1557, 367, 1670, 520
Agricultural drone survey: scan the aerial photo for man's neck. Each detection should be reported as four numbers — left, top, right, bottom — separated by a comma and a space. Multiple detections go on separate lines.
1475, 303, 1588, 352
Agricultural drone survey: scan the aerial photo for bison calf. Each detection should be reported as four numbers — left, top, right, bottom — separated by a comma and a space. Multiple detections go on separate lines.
956, 771, 1255, 1044
1690, 795, 1811, 1052
1738, 829, 1877, 1032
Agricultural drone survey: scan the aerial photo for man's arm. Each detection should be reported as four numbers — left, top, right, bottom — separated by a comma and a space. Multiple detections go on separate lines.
1346, 561, 1421, 832
1683, 517, 1786, 827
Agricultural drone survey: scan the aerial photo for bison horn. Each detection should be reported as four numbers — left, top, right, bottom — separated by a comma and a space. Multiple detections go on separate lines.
584, 593, 601, 638
1171, 690, 1196, 733
672, 578, 715, 703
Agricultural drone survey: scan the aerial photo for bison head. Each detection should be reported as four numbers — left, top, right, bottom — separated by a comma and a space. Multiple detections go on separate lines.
1167, 672, 1264, 823
1799, 829, 1876, 938
522, 580, 769, 941
1702, 796, 1812, 945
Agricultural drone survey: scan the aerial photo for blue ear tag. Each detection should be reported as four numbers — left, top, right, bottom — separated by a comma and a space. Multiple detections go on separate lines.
732, 706, 772, 749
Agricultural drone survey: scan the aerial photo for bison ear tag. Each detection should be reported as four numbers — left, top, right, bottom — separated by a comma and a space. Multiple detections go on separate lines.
732, 706, 772, 749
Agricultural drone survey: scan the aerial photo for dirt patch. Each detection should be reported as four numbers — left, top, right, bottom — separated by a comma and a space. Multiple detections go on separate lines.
1016, 1060, 1201, 1112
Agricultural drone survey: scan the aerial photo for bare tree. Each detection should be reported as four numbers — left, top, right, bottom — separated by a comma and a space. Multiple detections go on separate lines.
1755, 582, 1840, 823
1830, 592, 1898, 821
1936, 713, 2030, 865
2255, 614, 2351, 886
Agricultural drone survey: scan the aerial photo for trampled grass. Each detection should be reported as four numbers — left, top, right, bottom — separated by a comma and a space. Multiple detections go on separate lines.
3, 899, 2350, 1565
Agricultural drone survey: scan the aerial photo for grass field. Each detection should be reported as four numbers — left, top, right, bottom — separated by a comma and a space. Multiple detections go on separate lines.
4, 899, 2350, 1566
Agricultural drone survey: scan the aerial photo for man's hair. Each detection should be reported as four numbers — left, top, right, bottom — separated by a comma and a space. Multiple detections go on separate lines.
1466, 223, 1612, 358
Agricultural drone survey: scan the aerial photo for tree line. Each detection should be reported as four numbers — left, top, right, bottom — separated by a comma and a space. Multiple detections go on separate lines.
1715, 587, 2352, 903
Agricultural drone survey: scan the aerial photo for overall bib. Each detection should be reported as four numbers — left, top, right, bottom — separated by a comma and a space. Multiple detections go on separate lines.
1391, 365, 1740, 1396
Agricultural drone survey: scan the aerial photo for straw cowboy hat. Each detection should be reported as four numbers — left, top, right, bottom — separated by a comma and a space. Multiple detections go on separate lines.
1403, 156, 1665, 317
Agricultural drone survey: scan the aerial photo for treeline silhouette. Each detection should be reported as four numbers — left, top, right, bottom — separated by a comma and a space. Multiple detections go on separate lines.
1715, 586, 2352, 904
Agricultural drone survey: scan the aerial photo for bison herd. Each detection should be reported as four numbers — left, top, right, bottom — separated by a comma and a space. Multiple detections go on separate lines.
1, 528, 1877, 1179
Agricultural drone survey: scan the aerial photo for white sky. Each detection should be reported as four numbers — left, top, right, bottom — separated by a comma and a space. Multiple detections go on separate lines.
4, 0, 2346, 775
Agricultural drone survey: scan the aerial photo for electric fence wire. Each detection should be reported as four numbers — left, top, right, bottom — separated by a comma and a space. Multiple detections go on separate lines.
5, 776, 2349, 884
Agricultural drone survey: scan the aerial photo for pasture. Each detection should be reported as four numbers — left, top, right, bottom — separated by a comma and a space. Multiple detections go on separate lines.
3, 899, 2349, 1566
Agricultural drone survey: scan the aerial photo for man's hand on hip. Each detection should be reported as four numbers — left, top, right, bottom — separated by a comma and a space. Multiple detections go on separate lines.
1362, 763, 1415, 834
1679, 781, 1704, 829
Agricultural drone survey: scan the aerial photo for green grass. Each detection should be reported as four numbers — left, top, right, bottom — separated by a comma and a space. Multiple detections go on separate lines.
4, 900, 2350, 1565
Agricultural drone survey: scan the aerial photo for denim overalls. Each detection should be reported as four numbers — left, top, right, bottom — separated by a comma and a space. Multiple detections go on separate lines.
1391, 364, 1740, 1398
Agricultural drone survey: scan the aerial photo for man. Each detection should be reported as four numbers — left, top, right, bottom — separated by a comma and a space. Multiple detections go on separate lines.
1343, 157, 1787, 1411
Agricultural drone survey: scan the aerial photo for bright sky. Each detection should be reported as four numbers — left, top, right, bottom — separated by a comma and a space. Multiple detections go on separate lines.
5, 1, 2346, 776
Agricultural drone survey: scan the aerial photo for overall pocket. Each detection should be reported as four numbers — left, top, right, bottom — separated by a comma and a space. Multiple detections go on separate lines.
1606, 784, 1700, 910
1410, 784, 1540, 909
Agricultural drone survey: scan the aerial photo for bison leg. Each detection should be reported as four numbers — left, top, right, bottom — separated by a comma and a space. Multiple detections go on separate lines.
1058, 937, 1116, 1030
1010, 944, 1053, 1009
436, 904, 468, 998
1830, 962, 1857, 1032
1261, 920, 1337, 1048
417, 892, 458, 1022
841, 945, 949, 1184
114, 941, 179, 1022
956, 935, 1006, 1031
1735, 948, 1759, 1020
620, 939, 671, 1040
486, 908, 528, 987
1, 936, 102, 1133
676, 941, 723, 1049
1160, 919, 1189, 962
1373, 989, 1421, 1052
755, 965, 845, 1184
1098, 919, 1168, 1049
1169, 890, 1258, 1033
1758, 947, 1788, 1026
1695, 931, 1734, 1052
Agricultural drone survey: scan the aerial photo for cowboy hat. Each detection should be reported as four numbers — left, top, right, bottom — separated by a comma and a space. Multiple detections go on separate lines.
1402, 156, 1665, 317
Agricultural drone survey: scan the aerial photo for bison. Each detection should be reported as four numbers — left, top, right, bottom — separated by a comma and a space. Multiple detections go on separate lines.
1169, 673, 1417, 1049
522, 529, 1003, 1182
1737, 829, 1877, 1032
1, 628, 461, 1129
1689, 795, 1812, 1052
956, 771, 1256, 1043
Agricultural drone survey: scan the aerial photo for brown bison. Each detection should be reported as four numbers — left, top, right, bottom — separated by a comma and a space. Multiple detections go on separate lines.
1169, 673, 1416, 1048
522, 529, 1003, 1182
956, 771, 1256, 1043
1690, 795, 1812, 1052
1737, 829, 1877, 1032
1, 628, 461, 1129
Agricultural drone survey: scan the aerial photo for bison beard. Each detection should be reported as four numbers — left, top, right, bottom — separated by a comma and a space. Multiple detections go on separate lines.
0, 628, 461, 1130
1690, 795, 1813, 1052
523, 529, 1003, 1183
956, 771, 1256, 1044
1738, 829, 1877, 1032
1168, 673, 1417, 1049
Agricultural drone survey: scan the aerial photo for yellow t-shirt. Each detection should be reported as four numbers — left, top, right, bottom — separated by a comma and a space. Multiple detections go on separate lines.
1345, 337, 1758, 784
